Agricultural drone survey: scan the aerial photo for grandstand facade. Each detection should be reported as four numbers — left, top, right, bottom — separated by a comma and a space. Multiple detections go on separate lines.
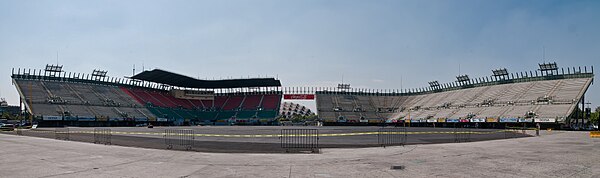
12, 66, 282, 127
314, 65, 594, 128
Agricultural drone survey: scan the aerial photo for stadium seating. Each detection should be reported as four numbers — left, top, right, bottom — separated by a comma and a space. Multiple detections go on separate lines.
316, 76, 593, 123
222, 96, 243, 110
13, 80, 155, 119
13, 78, 283, 125
261, 94, 281, 110
242, 95, 262, 110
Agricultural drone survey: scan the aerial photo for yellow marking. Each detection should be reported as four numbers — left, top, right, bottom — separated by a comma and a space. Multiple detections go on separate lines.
591, 131, 600, 138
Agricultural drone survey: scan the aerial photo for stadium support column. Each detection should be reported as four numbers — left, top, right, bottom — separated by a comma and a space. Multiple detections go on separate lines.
19, 97, 23, 124
581, 95, 585, 128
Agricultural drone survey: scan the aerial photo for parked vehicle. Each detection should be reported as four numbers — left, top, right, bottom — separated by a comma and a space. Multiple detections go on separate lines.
0, 123, 14, 131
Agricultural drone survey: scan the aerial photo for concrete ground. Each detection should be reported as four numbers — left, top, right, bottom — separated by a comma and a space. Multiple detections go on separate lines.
1, 130, 599, 178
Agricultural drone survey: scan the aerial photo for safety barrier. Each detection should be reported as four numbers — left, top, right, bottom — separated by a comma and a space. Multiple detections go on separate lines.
280, 129, 319, 153
591, 131, 600, 138
15, 128, 23, 136
164, 129, 194, 150
378, 127, 407, 147
454, 127, 471, 143
55, 128, 70, 140
94, 128, 112, 145
504, 129, 518, 139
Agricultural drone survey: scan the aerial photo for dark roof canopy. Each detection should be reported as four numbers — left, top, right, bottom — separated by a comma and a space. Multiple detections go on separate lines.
131, 69, 281, 89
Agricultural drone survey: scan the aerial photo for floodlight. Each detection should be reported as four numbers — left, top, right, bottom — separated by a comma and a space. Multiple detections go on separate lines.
428, 81, 440, 88
456, 75, 470, 82
44, 64, 63, 72
92, 69, 108, 77
337, 83, 351, 89
538, 62, 558, 71
492, 68, 509, 76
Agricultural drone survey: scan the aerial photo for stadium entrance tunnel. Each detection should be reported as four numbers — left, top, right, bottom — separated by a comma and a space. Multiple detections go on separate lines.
1, 126, 532, 153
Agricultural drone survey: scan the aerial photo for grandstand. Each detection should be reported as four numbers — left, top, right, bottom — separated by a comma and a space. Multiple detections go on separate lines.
314, 65, 594, 127
11, 66, 282, 127
8, 63, 594, 128
279, 102, 313, 119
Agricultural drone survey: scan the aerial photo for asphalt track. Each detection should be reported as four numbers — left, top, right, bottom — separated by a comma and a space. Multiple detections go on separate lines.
2, 126, 530, 153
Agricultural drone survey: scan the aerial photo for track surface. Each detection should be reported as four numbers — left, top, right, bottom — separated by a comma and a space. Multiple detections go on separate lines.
4, 126, 529, 153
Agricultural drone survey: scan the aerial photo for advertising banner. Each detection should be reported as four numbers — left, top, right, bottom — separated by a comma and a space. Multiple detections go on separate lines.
64, 116, 78, 121
446, 119, 459, 123
368, 119, 383, 123
157, 118, 168, 122
43, 116, 62, 121
324, 119, 337, 123
534, 118, 556, 123
470, 118, 486, 122
437, 118, 446, 123
135, 118, 148, 122
486, 118, 498, 122
109, 118, 124, 122
283, 94, 315, 100
78, 117, 96, 121
500, 118, 518, 123
96, 117, 108, 122
427, 119, 437, 123
519, 118, 533, 123
459, 119, 470, 123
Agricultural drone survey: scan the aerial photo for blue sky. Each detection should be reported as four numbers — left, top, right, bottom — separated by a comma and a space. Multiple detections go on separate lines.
1, 0, 599, 111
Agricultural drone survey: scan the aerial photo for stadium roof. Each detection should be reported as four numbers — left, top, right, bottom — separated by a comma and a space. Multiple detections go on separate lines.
131, 69, 281, 89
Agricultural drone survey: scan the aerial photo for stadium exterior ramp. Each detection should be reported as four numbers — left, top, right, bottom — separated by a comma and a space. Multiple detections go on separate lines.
315, 66, 593, 128
11, 67, 282, 127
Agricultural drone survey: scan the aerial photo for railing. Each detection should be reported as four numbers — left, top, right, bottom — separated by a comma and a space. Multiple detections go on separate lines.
504, 129, 518, 139
377, 127, 407, 147
280, 129, 319, 153
164, 129, 194, 150
94, 128, 112, 145
12, 66, 592, 97
454, 127, 471, 143
11, 67, 283, 95
302, 67, 593, 96
55, 128, 70, 140
15, 128, 23, 136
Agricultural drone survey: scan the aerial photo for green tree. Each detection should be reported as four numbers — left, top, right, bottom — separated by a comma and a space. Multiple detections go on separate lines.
591, 106, 600, 124
1, 112, 10, 120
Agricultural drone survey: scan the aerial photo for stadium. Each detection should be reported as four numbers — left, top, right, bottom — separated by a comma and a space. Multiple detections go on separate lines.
2, 61, 599, 177
3, 1, 600, 177
0, 61, 594, 153
10, 63, 594, 129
